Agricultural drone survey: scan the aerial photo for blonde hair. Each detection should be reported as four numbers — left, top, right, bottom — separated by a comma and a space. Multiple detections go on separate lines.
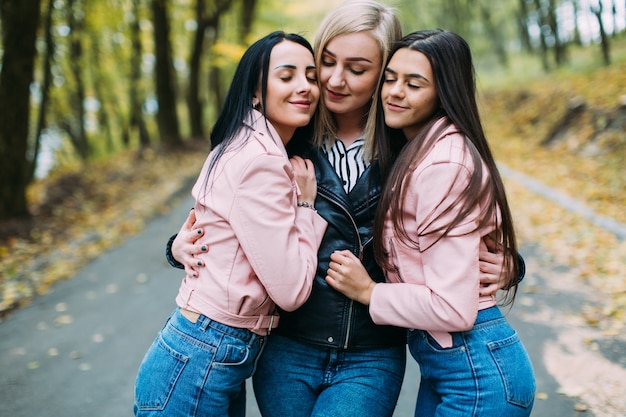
312, 0, 402, 161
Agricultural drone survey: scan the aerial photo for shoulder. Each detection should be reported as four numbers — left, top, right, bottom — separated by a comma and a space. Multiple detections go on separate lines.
429, 128, 468, 165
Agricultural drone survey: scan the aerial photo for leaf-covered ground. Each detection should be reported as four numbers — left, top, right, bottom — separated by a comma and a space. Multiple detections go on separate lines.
0, 63, 624, 334
0, 143, 209, 318
481, 62, 626, 334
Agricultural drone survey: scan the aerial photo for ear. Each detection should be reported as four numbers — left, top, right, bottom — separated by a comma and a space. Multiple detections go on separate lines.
252, 96, 260, 108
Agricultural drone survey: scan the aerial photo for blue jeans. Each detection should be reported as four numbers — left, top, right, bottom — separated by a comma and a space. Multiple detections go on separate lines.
408, 306, 535, 417
252, 334, 406, 417
134, 308, 266, 417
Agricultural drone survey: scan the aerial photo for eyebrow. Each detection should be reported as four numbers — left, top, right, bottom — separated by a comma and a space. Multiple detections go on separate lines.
385, 67, 430, 82
273, 64, 317, 71
322, 48, 374, 64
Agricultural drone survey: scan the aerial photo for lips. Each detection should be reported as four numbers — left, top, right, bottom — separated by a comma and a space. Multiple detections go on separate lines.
291, 100, 313, 109
385, 102, 406, 112
325, 89, 348, 100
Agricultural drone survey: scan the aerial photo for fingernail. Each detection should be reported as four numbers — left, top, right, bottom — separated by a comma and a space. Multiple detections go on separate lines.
197, 261, 202, 266
201, 246, 207, 251
196, 229, 202, 234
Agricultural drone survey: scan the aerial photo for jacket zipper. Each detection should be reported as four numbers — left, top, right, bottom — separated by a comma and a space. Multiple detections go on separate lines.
319, 191, 366, 349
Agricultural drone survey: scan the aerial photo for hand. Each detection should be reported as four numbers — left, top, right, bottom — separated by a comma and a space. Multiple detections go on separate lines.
290, 156, 317, 205
479, 235, 507, 297
478, 250, 505, 296
173, 208, 208, 278
325, 250, 376, 305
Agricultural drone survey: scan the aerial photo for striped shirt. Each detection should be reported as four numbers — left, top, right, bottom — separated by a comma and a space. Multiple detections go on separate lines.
323, 137, 369, 193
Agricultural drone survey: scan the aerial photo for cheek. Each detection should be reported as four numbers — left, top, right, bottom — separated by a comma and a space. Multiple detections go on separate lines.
351, 75, 378, 97
318, 67, 332, 87
381, 86, 390, 101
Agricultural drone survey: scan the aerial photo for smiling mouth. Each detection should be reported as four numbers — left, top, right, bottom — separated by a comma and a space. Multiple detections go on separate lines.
386, 102, 406, 111
326, 89, 348, 100
291, 100, 312, 108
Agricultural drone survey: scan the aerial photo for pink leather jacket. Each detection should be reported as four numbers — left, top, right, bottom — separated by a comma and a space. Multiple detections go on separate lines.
176, 111, 327, 335
369, 123, 498, 348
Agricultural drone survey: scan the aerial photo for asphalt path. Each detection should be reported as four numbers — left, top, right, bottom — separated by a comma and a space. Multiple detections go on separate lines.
1, 192, 624, 417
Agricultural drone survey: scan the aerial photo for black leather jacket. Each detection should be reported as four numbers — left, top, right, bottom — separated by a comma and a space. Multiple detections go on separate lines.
273, 144, 406, 350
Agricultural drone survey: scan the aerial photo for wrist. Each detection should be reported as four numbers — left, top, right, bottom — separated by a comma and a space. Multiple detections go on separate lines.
297, 201, 316, 212
165, 234, 185, 269
362, 281, 376, 305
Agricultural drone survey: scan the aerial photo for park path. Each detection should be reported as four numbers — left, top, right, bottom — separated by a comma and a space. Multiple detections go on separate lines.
1, 166, 625, 416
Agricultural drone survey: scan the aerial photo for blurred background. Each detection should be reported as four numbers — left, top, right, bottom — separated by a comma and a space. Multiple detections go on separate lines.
0, 0, 624, 415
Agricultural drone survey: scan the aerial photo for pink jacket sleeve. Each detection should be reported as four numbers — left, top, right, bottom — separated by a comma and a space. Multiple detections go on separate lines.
369, 158, 481, 335
229, 152, 327, 312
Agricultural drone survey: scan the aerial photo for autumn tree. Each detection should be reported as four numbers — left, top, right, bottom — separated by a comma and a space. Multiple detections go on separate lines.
127, 0, 151, 149
0, 0, 42, 219
152, 0, 182, 147
187, 0, 232, 140
62, 0, 90, 159
590, 0, 611, 65
31, 0, 56, 184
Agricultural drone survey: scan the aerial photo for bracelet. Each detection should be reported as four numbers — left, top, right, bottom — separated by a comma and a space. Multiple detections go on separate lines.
165, 233, 185, 270
297, 201, 316, 212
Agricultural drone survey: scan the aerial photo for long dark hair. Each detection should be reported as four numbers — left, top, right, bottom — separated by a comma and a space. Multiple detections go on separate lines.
374, 30, 521, 301
202, 31, 315, 181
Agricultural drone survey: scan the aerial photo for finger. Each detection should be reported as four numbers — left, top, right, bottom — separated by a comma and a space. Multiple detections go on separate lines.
479, 251, 498, 264
479, 283, 499, 297
325, 275, 337, 288
185, 228, 203, 243
326, 269, 340, 282
328, 261, 343, 274
184, 265, 199, 278
182, 208, 197, 230
304, 159, 315, 174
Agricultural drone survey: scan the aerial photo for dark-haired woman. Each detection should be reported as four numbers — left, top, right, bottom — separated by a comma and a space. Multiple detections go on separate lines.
133, 31, 327, 417
326, 30, 535, 416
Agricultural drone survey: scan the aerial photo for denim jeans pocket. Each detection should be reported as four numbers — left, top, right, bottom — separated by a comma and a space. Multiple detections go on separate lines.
212, 334, 250, 367
488, 332, 536, 408
135, 335, 189, 411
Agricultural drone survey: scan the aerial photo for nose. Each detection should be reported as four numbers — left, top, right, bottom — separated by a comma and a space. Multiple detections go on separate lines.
326, 65, 345, 88
387, 81, 403, 97
296, 74, 313, 94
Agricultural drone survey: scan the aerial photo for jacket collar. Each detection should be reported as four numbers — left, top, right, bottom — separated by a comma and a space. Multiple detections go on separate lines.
244, 109, 289, 159
305, 146, 381, 211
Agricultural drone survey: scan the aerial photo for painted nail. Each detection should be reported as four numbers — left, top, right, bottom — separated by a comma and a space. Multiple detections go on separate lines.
201, 246, 207, 251
197, 261, 202, 266
196, 229, 202, 234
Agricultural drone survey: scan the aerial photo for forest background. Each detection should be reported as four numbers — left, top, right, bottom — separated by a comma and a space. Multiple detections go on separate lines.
0, 0, 624, 340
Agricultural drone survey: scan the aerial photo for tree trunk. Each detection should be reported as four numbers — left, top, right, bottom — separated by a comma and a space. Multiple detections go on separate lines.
548, 0, 567, 66
207, 17, 224, 123
30, 0, 55, 184
572, 0, 582, 46
187, 0, 209, 140
89, 34, 116, 154
151, 0, 182, 147
128, 0, 150, 148
591, 2, 611, 65
478, 1, 508, 67
533, 0, 550, 71
517, 0, 533, 53
0, 0, 42, 220
238, 0, 257, 42
187, 0, 233, 140
65, 0, 89, 159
